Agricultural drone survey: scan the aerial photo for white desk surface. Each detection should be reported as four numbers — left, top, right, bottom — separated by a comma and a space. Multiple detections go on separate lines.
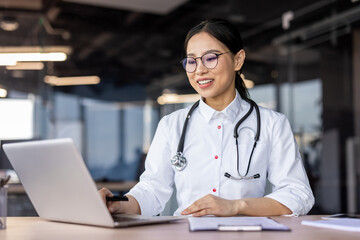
1, 215, 360, 240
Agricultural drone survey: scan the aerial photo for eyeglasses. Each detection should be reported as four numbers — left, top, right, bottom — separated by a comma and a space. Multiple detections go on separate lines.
181, 52, 230, 73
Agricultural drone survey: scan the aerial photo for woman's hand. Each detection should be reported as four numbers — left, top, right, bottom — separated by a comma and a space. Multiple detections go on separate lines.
98, 187, 122, 214
98, 188, 141, 215
181, 194, 240, 217
181, 194, 292, 217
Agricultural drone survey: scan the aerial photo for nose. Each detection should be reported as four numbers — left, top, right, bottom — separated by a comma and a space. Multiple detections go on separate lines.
195, 58, 207, 74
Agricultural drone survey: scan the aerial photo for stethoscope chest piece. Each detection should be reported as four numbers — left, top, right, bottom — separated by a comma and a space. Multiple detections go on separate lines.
171, 152, 187, 171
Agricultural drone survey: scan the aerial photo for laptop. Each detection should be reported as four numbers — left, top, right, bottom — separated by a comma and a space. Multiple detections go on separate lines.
3, 138, 182, 228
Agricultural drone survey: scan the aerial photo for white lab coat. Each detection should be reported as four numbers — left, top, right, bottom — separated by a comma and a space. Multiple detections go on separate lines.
128, 90, 315, 216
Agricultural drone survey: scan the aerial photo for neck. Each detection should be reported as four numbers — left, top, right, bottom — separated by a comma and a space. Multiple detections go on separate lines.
204, 89, 236, 111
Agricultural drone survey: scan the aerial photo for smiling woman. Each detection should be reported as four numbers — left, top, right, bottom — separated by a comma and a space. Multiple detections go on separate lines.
184, 32, 243, 111
98, 18, 315, 217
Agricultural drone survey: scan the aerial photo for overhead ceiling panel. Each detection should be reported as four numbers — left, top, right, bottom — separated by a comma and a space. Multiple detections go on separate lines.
63, 0, 189, 15
0, 0, 42, 10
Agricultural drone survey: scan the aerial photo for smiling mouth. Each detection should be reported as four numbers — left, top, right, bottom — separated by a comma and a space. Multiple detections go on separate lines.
197, 79, 213, 85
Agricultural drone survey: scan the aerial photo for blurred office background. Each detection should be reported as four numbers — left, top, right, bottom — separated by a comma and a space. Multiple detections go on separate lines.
0, 0, 359, 216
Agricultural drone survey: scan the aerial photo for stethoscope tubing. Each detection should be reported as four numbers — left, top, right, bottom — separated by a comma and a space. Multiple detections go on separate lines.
171, 98, 261, 180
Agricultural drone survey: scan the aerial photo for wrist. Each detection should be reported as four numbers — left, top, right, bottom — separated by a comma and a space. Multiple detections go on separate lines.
125, 194, 141, 215
235, 199, 247, 215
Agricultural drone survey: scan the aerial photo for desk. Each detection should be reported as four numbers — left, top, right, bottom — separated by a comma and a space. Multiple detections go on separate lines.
1, 215, 359, 240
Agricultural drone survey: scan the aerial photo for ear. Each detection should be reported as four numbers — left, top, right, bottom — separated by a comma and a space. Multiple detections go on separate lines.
234, 49, 245, 71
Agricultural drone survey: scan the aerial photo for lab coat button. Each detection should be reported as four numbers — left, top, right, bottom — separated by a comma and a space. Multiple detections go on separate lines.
213, 188, 216, 192
215, 155, 218, 159
217, 125, 221, 129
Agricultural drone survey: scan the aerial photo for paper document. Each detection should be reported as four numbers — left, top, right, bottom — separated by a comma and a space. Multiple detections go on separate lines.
301, 218, 360, 232
188, 216, 290, 231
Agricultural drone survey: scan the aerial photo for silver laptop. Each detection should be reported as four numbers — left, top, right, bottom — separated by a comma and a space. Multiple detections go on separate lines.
3, 138, 182, 228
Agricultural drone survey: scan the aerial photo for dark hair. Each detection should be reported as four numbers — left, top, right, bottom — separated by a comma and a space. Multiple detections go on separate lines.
184, 18, 250, 100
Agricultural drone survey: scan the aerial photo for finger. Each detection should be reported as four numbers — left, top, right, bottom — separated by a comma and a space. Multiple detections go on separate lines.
107, 201, 121, 214
181, 195, 214, 215
98, 187, 114, 203
99, 187, 114, 197
192, 209, 210, 217
182, 200, 210, 215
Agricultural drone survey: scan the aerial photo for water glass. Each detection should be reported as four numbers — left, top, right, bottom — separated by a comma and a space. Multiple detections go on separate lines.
0, 187, 7, 230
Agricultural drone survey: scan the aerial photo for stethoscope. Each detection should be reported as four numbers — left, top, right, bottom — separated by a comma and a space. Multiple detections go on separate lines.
171, 99, 261, 180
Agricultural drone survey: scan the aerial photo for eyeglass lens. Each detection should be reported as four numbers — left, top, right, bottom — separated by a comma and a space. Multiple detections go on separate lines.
182, 53, 219, 73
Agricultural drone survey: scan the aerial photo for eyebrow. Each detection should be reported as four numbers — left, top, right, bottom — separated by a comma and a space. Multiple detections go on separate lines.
186, 49, 222, 57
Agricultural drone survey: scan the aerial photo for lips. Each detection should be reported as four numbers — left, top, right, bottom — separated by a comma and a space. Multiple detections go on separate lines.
198, 79, 213, 85
197, 78, 214, 88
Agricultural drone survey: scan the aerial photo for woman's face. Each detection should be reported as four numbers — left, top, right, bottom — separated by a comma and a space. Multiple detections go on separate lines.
185, 32, 243, 103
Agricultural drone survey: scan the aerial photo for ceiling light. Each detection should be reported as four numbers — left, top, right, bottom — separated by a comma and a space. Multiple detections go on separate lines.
0, 46, 71, 63
44, 76, 101, 86
0, 16, 19, 31
0, 59, 17, 66
0, 52, 67, 62
0, 46, 72, 54
0, 88, 7, 98
282, 11, 294, 30
241, 74, 255, 89
6, 62, 44, 70
157, 93, 200, 105
0, 20, 19, 31
244, 79, 255, 89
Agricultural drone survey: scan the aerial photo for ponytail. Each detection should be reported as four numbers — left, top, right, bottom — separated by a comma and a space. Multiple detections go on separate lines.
235, 71, 250, 100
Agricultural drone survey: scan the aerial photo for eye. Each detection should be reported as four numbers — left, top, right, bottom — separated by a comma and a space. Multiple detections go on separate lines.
186, 58, 196, 65
204, 54, 217, 62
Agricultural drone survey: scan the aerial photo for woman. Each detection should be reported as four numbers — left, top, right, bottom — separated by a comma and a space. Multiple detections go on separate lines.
99, 18, 314, 217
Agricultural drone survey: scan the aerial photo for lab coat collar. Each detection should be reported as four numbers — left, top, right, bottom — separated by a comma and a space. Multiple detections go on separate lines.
198, 90, 245, 123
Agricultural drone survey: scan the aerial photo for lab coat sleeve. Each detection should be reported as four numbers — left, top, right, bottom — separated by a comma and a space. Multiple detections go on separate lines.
264, 114, 315, 216
127, 116, 175, 216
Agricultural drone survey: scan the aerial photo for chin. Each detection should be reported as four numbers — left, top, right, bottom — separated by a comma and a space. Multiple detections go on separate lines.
197, 91, 217, 100
192, 85, 218, 99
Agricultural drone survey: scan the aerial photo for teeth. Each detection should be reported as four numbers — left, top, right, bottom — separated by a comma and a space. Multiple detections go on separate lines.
198, 79, 213, 85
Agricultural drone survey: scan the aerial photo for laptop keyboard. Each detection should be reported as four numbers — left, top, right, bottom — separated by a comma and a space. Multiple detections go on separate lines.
112, 216, 150, 223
